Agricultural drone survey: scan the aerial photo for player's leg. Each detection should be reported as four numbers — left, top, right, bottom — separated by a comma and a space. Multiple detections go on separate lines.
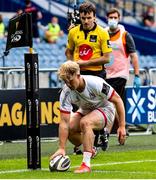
74, 109, 106, 173
68, 112, 83, 147
98, 104, 115, 150
80, 110, 105, 152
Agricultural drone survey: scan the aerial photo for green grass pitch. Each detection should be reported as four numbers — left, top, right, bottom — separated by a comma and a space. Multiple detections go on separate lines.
0, 134, 156, 179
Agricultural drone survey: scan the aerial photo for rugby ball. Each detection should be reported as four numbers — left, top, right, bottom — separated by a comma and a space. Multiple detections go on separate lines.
49, 155, 71, 172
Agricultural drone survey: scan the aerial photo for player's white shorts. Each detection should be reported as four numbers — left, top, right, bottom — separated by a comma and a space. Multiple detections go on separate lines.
77, 103, 115, 127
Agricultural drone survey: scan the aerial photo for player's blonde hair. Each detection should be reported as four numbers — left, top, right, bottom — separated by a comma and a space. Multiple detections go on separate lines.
58, 61, 80, 81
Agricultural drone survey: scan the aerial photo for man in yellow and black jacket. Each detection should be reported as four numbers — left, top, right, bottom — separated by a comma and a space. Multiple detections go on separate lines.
65, 1, 112, 79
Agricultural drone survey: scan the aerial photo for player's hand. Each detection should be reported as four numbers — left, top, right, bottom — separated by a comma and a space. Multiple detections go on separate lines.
50, 148, 65, 160
77, 60, 88, 66
117, 127, 126, 145
133, 75, 141, 88
118, 132, 126, 145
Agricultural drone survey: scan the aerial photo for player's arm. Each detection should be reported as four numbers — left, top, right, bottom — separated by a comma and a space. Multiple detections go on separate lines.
130, 52, 140, 76
99, 80, 126, 144
110, 92, 125, 128
50, 112, 70, 159
65, 29, 75, 60
58, 112, 70, 150
126, 33, 140, 76
65, 48, 74, 60
50, 89, 71, 159
126, 33, 141, 87
109, 91, 126, 144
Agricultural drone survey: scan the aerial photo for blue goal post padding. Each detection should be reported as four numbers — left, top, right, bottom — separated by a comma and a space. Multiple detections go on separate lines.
125, 86, 156, 124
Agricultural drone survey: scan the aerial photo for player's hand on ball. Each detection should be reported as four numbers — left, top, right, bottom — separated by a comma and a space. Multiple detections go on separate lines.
50, 148, 65, 161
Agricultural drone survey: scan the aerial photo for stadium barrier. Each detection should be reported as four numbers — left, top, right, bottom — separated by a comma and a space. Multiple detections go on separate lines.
149, 68, 156, 86
0, 67, 25, 88
0, 67, 60, 89
127, 68, 150, 86
0, 69, 6, 88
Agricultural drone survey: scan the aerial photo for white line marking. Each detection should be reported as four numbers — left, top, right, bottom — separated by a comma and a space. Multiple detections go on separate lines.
0, 169, 29, 174
93, 170, 156, 175
0, 159, 156, 174
70, 159, 156, 169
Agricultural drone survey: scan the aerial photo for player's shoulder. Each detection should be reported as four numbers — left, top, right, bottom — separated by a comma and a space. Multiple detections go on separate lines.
61, 84, 71, 94
83, 75, 104, 86
68, 24, 81, 34
96, 24, 108, 33
96, 24, 109, 38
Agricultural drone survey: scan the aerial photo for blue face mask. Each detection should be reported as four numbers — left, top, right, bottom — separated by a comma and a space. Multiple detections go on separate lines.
108, 19, 118, 29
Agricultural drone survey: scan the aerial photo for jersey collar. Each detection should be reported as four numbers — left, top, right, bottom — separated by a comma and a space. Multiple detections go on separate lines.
80, 22, 97, 32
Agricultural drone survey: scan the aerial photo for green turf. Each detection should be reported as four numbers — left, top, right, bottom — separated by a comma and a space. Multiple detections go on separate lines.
0, 135, 156, 178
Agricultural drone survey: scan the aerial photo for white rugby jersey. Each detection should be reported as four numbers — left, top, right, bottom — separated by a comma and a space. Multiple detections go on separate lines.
60, 75, 115, 114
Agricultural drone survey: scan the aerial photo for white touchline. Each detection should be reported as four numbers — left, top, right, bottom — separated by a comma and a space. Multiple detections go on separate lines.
0, 159, 156, 174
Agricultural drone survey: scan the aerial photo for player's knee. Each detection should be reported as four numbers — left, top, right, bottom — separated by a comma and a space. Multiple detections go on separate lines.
69, 121, 77, 132
80, 119, 90, 131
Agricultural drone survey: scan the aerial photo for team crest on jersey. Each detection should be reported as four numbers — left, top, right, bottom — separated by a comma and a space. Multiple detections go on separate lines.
89, 35, 97, 42
79, 44, 93, 60
102, 83, 110, 95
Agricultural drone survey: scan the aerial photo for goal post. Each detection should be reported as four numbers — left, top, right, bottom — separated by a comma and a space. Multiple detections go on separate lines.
5, 12, 41, 169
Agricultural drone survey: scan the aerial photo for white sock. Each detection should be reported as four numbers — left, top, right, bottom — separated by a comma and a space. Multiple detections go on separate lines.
82, 151, 92, 167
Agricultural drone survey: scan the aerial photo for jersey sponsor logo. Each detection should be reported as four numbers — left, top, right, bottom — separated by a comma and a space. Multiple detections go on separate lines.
102, 83, 110, 95
79, 44, 93, 60
89, 35, 97, 42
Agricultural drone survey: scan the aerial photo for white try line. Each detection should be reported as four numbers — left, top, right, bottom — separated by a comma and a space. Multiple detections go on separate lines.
93, 170, 156, 175
0, 159, 156, 174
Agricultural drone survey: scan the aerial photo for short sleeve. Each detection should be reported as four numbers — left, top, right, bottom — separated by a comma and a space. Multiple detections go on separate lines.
101, 29, 112, 54
66, 29, 75, 51
59, 88, 72, 112
125, 32, 136, 54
